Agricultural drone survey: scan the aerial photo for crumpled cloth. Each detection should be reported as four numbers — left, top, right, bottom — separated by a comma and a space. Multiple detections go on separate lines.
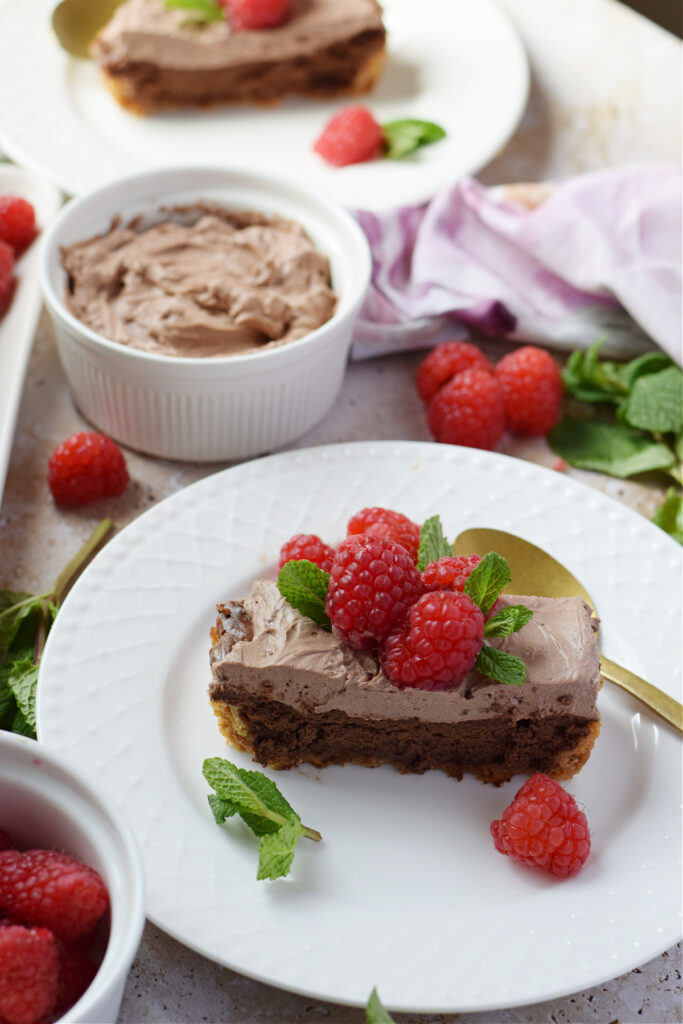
352, 164, 682, 365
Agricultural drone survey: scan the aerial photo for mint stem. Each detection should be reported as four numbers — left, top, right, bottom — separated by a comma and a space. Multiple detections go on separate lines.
301, 825, 322, 843
51, 519, 113, 606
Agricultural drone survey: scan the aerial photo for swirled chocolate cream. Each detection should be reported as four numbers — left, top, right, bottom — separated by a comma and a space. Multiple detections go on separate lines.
91, 0, 387, 114
208, 580, 602, 785
60, 205, 337, 357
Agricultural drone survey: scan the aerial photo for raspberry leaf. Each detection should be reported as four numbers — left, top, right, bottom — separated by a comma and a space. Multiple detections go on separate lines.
416, 515, 453, 571
475, 645, 526, 686
484, 605, 533, 639
549, 417, 676, 478
277, 560, 331, 629
382, 119, 446, 160
366, 988, 396, 1023
257, 820, 301, 881
464, 552, 511, 616
164, 0, 225, 22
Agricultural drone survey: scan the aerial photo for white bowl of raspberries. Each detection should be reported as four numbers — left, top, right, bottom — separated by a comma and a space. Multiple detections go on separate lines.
0, 731, 145, 1024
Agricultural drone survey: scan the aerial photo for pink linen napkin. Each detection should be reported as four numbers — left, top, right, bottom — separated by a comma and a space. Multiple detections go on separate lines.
352, 164, 682, 365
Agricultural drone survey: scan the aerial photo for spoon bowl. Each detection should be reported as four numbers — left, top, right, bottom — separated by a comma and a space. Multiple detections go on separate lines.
52, 0, 123, 59
453, 527, 683, 733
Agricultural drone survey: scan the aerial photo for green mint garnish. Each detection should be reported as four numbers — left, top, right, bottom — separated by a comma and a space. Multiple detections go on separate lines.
0, 521, 113, 739
366, 987, 396, 1024
416, 514, 453, 571
464, 551, 511, 617
651, 487, 683, 545
549, 418, 677, 478
277, 559, 331, 629
203, 757, 321, 880
483, 604, 533, 639
164, 0, 225, 23
620, 365, 683, 435
382, 119, 446, 160
475, 645, 526, 686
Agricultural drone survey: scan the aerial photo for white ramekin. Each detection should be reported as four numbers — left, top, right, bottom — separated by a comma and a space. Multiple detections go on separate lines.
0, 731, 145, 1024
40, 167, 371, 461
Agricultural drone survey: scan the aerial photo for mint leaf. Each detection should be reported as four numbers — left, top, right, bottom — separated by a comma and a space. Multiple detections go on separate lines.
11, 706, 33, 737
464, 552, 511, 616
652, 488, 683, 545
0, 663, 17, 729
277, 560, 331, 629
366, 988, 396, 1024
7, 657, 38, 736
475, 645, 526, 686
207, 793, 238, 824
257, 820, 301, 881
549, 417, 676, 477
164, 0, 224, 22
562, 340, 673, 404
0, 592, 45, 659
484, 604, 533, 638
621, 366, 683, 435
382, 119, 446, 160
416, 515, 453, 571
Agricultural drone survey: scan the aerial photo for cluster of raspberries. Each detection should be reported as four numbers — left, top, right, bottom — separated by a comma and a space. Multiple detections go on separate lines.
416, 340, 564, 449
0, 835, 109, 1024
0, 195, 37, 316
279, 506, 486, 691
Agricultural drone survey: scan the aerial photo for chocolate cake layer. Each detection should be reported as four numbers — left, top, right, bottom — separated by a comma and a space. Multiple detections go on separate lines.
92, 0, 387, 112
209, 581, 602, 783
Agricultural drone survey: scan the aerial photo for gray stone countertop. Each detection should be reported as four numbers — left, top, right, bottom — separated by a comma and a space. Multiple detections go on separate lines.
0, 0, 681, 1021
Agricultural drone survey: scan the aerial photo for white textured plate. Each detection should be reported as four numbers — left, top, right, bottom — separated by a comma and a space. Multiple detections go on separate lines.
37, 442, 682, 1013
0, 0, 528, 210
0, 164, 62, 509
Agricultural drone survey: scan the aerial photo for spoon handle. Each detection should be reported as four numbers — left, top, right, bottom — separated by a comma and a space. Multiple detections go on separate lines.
600, 655, 683, 733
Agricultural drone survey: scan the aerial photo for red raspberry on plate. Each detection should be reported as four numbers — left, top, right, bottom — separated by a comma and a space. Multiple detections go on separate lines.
279, 533, 335, 573
313, 106, 383, 167
0, 924, 59, 1024
0, 238, 16, 316
421, 554, 481, 592
381, 590, 484, 690
490, 772, 591, 878
427, 367, 505, 449
416, 340, 492, 403
0, 849, 109, 942
495, 345, 564, 436
48, 431, 129, 507
347, 507, 421, 562
53, 944, 98, 1021
223, 0, 290, 30
0, 196, 37, 255
326, 534, 423, 650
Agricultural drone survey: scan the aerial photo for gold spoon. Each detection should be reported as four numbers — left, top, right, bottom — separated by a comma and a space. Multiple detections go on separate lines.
51, 0, 124, 59
453, 527, 683, 733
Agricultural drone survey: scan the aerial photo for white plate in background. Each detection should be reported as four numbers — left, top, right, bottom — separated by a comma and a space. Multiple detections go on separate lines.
37, 441, 682, 1013
0, 165, 62, 508
0, 0, 528, 210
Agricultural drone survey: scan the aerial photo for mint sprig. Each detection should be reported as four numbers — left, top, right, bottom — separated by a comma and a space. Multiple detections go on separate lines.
277, 559, 331, 629
483, 604, 533, 638
416, 515, 454, 571
203, 757, 321, 880
366, 988, 395, 1023
475, 645, 526, 686
463, 550, 532, 685
464, 551, 511, 617
651, 487, 683, 545
0, 520, 113, 739
164, 0, 224, 23
382, 119, 446, 161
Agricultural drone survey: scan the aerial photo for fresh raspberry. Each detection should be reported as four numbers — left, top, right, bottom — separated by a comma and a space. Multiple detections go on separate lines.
347, 507, 421, 562
0, 849, 109, 942
421, 554, 481, 592
0, 925, 59, 1024
495, 346, 564, 436
53, 944, 98, 1020
490, 773, 591, 878
416, 341, 492, 403
223, 0, 290, 30
278, 534, 335, 573
0, 238, 16, 316
47, 431, 129, 507
313, 106, 383, 167
427, 367, 505, 450
0, 196, 37, 255
0, 829, 15, 850
326, 535, 423, 650
381, 590, 484, 690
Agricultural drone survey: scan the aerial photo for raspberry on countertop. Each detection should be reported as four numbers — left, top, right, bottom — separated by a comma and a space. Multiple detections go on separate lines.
47, 431, 129, 507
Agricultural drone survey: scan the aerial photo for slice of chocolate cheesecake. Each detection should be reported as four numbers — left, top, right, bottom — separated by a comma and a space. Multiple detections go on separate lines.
208, 580, 602, 784
91, 0, 387, 113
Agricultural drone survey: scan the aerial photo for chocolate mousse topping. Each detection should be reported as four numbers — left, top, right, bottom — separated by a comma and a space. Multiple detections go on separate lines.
60, 206, 337, 358
208, 580, 602, 783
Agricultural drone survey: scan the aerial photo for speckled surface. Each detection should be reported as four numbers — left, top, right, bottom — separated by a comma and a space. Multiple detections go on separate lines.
0, 0, 681, 1020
